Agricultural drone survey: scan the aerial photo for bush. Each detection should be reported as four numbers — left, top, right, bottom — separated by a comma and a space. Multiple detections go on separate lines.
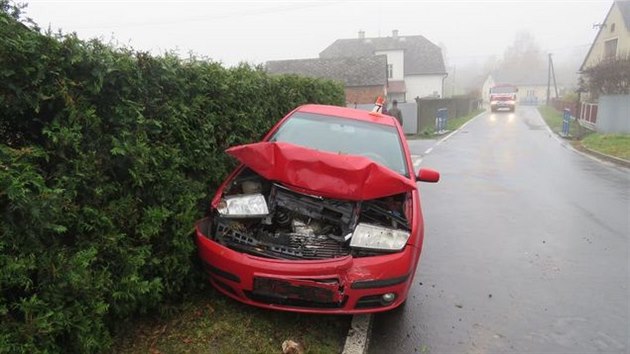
0, 3, 344, 352
580, 55, 630, 98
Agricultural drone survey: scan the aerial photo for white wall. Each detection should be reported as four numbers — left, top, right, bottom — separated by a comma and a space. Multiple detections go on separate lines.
405, 75, 444, 100
375, 50, 404, 80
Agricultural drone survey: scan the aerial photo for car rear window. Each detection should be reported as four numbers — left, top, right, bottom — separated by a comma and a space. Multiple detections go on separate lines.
270, 112, 408, 176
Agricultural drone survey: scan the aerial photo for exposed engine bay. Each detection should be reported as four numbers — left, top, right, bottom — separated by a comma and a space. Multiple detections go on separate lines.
211, 168, 411, 260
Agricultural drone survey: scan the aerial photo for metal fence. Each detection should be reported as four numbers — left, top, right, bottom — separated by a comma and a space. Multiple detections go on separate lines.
595, 95, 630, 134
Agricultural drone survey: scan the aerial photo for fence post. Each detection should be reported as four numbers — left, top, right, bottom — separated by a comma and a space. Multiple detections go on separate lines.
576, 92, 583, 138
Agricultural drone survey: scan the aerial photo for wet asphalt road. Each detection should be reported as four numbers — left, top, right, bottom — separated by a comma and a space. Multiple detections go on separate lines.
369, 107, 630, 353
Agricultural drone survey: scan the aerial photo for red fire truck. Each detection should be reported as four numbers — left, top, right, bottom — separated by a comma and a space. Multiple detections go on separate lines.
489, 84, 518, 112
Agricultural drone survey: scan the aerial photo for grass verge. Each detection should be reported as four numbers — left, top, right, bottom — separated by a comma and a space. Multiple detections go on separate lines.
537, 105, 592, 139
538, 105, 630, 162
581, 134, 630, 161
113, 288, 351, 354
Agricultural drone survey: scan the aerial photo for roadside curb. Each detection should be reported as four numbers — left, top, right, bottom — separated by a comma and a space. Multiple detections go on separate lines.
575, 143, 630, 169
341, 314, 372, 354
536, 110, 630, 170
434, 109, 487, 147
405, 110, 487, 141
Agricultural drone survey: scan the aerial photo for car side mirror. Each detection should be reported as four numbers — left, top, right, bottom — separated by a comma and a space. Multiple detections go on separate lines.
417, 168, 440, 183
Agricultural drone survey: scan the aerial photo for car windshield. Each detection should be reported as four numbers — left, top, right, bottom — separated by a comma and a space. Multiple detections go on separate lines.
270, 112, 408, 176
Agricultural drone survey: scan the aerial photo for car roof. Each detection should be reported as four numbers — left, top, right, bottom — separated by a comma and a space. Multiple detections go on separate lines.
296, 104, 398, 127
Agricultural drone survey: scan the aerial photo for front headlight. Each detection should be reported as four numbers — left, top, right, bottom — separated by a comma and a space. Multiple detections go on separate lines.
217, 193, 269, 218
349, 223, 410, 251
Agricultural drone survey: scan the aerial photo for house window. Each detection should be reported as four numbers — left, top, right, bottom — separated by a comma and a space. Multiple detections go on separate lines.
611, 23, 615, 33
604, 38, 618, 59
387, 64, 393, 79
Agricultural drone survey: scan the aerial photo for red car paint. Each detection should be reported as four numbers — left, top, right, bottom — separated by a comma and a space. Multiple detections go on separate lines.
226, 142, 417, 201
195, 104, 439, 314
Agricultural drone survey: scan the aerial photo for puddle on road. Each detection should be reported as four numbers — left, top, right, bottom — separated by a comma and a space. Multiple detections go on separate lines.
522, 119, 547, 130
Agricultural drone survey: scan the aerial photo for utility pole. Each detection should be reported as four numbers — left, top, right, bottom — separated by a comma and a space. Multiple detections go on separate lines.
550, 54, 559, 99
546, 53, 552, 105
547, 53, 560, 106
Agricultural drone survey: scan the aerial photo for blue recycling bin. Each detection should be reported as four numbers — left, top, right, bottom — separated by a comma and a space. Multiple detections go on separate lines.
562, 108, 571, 136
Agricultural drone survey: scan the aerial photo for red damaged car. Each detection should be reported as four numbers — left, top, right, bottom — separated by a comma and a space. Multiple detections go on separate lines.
195, 103, 439, 313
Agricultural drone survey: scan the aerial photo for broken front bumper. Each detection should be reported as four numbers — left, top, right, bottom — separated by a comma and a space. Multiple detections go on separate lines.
195, 218, 419, 314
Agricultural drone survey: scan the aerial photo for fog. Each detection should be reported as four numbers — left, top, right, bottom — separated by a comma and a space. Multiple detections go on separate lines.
23, 0, 611, 94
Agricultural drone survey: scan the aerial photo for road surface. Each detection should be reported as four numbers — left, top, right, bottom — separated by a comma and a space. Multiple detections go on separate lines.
369, 107, 630, 353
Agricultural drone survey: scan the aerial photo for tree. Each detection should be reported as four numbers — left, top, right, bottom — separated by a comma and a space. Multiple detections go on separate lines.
581, 55, 630, 98
502, 31, 546, 72
495, 31, 546, 83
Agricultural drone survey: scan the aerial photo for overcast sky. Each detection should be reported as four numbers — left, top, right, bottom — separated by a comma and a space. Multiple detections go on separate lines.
22, 0, 611, 68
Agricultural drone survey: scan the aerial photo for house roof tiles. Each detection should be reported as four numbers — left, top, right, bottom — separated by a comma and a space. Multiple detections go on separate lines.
387, 80, 406, 93
265, 55, 387, 87
319, 35, 446, 75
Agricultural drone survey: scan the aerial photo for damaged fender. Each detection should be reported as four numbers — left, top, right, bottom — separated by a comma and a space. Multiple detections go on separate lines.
226, 142, 417, 201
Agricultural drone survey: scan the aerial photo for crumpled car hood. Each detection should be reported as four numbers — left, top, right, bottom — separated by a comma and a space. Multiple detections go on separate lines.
226, 142, 416, 201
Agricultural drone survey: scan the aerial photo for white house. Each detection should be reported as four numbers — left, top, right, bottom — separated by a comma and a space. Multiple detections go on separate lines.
319, 30, 448, 103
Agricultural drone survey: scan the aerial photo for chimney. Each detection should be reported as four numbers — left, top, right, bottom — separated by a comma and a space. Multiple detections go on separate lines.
358, 30, 365, 39
392, 29, 399, 39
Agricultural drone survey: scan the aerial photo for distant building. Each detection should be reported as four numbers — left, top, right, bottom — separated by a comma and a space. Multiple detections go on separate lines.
320, 30, 447, 103
580, 0, 630, 71
266, 56, 387, 105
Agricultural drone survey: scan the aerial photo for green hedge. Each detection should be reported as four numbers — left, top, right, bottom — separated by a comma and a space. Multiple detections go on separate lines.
0, 3, 344, 352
